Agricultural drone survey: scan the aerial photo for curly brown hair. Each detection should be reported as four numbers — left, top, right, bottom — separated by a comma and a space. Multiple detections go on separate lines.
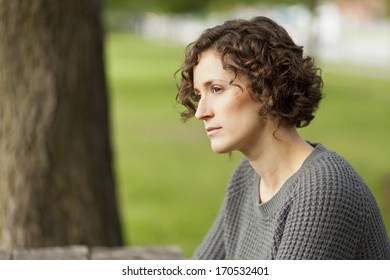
176, 16, 323, 128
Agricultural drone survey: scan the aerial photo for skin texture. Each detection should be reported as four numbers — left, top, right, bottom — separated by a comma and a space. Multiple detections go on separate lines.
193, 50, 314, 203
194, 50, 265, 155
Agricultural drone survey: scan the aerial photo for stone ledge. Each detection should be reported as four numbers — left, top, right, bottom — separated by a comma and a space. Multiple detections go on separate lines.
91, 246, 182, 260
0, 250, 11, 260
0, 245, 183, 260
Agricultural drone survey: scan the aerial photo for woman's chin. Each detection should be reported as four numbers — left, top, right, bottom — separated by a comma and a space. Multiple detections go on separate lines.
210, 142, 233, 154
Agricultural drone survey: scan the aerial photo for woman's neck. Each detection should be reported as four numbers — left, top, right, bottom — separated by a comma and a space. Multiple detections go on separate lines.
245, 126, 313, 203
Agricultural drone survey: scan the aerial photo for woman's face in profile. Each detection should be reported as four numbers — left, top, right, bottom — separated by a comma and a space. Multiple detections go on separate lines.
193, 50, 267, 156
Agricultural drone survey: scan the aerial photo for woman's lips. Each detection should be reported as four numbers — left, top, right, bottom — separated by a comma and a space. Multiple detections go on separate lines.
206, 127, 222, 137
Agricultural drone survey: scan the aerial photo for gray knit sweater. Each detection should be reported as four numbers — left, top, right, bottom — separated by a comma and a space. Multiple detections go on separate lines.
193, 144, 390, 259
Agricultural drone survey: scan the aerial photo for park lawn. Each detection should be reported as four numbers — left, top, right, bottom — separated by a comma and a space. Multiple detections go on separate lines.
106, 33, 390, 258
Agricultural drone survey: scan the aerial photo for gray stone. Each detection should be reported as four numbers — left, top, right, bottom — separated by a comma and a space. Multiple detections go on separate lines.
91, 246, 183, 260
0, 250, 11, 260
12, 245, 89, 260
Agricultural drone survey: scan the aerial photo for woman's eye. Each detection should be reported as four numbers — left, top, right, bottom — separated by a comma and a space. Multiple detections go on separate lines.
211, 86, 222, 94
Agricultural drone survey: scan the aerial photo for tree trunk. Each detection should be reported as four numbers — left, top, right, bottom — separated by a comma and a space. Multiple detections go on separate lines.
0, 0, 123, 249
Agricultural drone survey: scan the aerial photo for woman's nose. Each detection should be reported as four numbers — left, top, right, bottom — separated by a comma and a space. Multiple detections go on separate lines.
195, 95, 214, 120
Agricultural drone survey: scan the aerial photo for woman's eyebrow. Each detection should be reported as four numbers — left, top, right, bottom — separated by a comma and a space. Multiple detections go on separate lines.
194, 79, 229, 90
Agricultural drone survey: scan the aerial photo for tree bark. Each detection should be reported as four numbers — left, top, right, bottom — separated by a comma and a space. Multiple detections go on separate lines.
0, 0, 123, 249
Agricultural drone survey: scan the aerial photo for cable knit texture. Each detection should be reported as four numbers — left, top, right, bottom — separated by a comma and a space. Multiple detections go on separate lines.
193, 144, 390, 259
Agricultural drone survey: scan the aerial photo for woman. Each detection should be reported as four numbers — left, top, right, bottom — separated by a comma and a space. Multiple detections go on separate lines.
176, 16, 389, 259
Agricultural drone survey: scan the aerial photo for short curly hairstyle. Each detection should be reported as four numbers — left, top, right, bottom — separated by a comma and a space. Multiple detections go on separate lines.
176, 16, 323, 128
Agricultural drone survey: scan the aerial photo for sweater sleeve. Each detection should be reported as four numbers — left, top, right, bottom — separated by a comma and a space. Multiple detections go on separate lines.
275, 168, 389, 259
355, 186, 390, 259
191, 201, 226, 259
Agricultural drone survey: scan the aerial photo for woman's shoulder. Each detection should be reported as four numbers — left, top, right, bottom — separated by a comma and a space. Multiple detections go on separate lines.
303, 143, 366, 187
296, 143, 373, 209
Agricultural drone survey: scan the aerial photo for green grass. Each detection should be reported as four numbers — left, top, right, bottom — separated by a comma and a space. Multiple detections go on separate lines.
106, 33, 390, 258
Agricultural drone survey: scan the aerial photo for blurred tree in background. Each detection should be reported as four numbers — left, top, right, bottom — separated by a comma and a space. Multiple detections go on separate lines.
0, 0, 122, 249
105, 0, 212, 13
104, 0, 322, 13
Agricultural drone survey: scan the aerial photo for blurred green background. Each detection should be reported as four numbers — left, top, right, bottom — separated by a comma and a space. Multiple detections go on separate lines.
104, 0, 390, 258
